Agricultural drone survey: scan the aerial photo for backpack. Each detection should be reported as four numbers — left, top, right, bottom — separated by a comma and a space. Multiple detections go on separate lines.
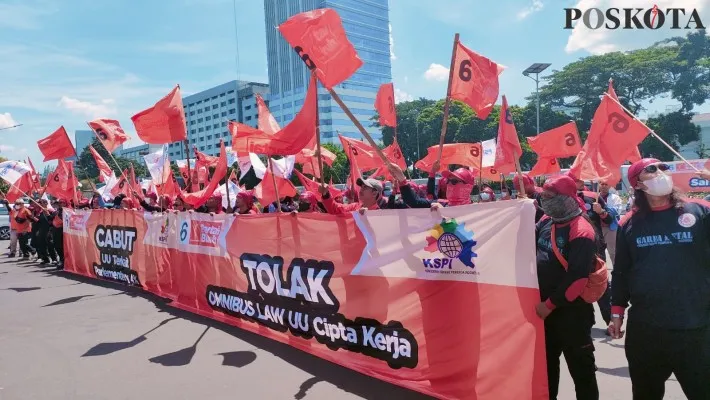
550, 221, 609, 303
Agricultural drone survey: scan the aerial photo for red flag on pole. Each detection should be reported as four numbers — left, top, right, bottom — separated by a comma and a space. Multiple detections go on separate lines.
256, 93, 281, 136
37, 126, 76, 161
278, 8, 363, 89
338, 135, 381, 172
375, 83, 397, 127
131, 86, 187, 144
493, 96, 522, 168
607, 79, 642, 163
88, 118, 129, 153
230, 74, 318, 156
415, 143, 483, 173
89, 145, 113, 182
527, 121, 582, 158
26, 157, 41, 192
181, 141, 228, 208
450, 41, 505, 120
45, 159, 77, 201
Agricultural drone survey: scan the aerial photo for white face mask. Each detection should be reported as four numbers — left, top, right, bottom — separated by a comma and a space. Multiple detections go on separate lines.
642, 173, 674, 196
480, 192, 491, 201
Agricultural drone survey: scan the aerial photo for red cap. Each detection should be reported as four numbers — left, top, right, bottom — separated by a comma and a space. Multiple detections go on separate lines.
513, 174, 535, 192
543, 175, 585, 209
628, 158, 660, 188
147, 192, 158, 201
441, 168, 475, 185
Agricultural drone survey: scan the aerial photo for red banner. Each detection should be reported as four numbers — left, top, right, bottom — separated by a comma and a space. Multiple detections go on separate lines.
63, 203, 547, 400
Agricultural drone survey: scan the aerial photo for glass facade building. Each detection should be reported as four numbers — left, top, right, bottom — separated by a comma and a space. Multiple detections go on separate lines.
264, 0, 392, 144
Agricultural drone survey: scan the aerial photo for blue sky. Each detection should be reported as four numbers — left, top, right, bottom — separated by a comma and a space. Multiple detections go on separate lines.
1, 0, 709, 169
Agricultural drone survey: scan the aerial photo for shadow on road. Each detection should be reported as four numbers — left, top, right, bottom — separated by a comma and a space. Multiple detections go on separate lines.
45, 270, 434, 399
217, 350, 257, 368
149, 326, 209, 367
82, 316, 179, 357
597, 366, 629, 377
3, 286, 41, 292
42, 294, 94, 307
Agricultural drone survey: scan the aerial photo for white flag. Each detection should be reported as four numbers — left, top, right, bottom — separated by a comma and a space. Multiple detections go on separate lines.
0, 161, 32, 186
215, 180, 240, 209
98, 172, 119, 201
249, 153, 267, 179
143, 145, 170, 185
270, 155, 295, 179
481, 139, 497, 168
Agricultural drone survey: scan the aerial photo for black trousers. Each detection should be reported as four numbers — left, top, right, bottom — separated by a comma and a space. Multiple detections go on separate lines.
52, 228, 63, 262
626, 320, 710, 400
17, 232, 32, 257
34, 229, 53, 262
545, 304, 599, 400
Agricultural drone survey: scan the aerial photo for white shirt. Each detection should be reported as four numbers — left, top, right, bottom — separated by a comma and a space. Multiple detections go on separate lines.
602, 191, 624, 216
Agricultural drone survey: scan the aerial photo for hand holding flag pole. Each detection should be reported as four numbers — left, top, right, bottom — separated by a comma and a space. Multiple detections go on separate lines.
604, 94, 700, 173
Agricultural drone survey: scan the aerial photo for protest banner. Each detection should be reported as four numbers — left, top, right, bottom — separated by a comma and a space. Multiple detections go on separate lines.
63, 201, 547, 400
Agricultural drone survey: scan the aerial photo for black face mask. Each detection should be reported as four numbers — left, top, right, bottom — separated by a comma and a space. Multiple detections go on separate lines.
540, 195, 582, 223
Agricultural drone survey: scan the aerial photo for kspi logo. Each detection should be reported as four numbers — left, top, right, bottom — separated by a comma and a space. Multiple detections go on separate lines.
422, 218, 478, 274
564, 6, 705, 30
158, 217, 170, 243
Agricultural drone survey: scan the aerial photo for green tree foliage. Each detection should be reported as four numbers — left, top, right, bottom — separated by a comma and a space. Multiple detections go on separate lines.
75, 137, 149, 182
643, 111, 700, 160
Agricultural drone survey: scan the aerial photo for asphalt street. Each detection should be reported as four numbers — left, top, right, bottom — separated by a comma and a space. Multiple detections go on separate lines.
0, 255, 687, 400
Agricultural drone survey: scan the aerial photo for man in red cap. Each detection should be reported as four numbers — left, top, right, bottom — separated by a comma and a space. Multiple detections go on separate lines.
514, 173, 544, 222
387, 164, 474, 209
478, 184, 496, 203
535, 174, 601, 399
319, 177, 407, 215
610, 158, 710, 400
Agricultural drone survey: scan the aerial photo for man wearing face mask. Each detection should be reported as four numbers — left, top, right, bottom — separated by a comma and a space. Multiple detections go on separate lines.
387, 163, 474, 209
319, 176, 407, 214
514, 174, 544, 222
479, 184, 496, 203
535, 174, 601, 400
610, 158, 710, 400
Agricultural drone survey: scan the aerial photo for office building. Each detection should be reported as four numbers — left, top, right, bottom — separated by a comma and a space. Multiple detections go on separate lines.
166, 81, 270, 161
678, 112, 710, 159
116, 144, 164, 164
264, 0, 392, 144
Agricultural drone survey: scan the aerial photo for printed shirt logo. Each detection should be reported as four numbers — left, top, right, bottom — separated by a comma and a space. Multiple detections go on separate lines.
424, 218, 477, 268
678, 213, 697, 228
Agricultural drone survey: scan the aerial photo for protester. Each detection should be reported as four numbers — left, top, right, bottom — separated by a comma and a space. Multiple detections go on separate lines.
33, 199, 56, 265
235, 191, 260, 215
137, 192, 173, 212
514, 173, 544, 222
388, 163, 473, 209
51, 199, 65, 269
11, 199, 35, 260
535, 174, 600, 400
120, 197, 136, 210
295, 191, 324, 213
1, 196, 18, 257
500, 185, 512, 200
598, 180, 623, 262
479, 184, 495, 203
90, 193, 103, 209
610, 158, 710, 400
319, 176, 406, 214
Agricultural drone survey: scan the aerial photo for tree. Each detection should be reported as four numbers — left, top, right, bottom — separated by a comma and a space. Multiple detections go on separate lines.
642, 111, 700, 160
75, 138, 149, 182
0, 156, 7, 193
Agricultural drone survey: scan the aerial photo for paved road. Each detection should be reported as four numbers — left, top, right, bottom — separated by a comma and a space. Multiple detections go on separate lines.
0, 256, 687, 400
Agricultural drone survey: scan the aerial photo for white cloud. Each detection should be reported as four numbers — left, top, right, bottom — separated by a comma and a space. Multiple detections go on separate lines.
0, 144, 27, 154
388, 24, 396, 60
0, 1, 57, 30
0, 112, 18, 129
565, 0, 710, 54
58, 96, 118, 119
394, 88, 414, 103
424, 63, 449, 81
517, 0, 544, 20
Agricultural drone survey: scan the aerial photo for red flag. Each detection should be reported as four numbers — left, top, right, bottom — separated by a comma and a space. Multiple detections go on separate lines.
131, 86, 187, 144
339, 135, 380, 171
194, 148, 220, 169
89, 145, 113, 182
88, 118, 129, 153
5, 174, 33, 203
375, 83, 397, 127
294, 169, 341, 200
26, 157, 40, 192
527, 122, 582, 159
450, 41, 505, 120
296, 147, 336, 178
415, 143, 483, 173
494, 96, 522, 168
157, 171, 181, 199
529, 157, 561, 177
230, 74, 318, 156
278, 8, 363, 90
45, 160, 77, 201
255, 171, 298, 207
181, 141, 228, 208
256, 93, 281, 135
607, 79, 642, 163
481, 164, 515, 181
111, 170, 133, 198
37, 126, 76, 161
370, 140, 407, 179
569, 94, 650, 184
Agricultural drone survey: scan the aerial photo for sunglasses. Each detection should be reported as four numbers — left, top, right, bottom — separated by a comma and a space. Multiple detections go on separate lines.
643, 163, 670, 174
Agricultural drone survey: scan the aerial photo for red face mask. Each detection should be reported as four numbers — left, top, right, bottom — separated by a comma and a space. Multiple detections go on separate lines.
446, 184, 473, 206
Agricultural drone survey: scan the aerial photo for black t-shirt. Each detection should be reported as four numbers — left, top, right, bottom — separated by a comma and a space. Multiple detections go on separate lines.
613, 200, 710, 329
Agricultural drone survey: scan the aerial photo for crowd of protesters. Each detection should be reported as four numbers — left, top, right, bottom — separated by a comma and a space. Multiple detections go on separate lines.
2, 157, 708, 400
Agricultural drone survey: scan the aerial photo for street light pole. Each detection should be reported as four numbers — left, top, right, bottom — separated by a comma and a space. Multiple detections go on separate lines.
523, 63, 551, 135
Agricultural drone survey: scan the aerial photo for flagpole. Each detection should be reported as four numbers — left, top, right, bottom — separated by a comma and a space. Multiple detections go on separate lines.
86, 122, 130, 184
183, 140, 193, 192
6, 181, 48, 212
267, 158, 282, 212
225, 165, 232, 212
348, 144, 358, 202
328, 89, 389, 164
478, 145, 484, 202
312, 71, 325, 186
604, 94, 700, 172
437, 33, 460, 166
514, 153, 528, 199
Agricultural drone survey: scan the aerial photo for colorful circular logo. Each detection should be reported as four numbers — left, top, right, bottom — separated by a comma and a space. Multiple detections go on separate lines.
678, 213, 696, 228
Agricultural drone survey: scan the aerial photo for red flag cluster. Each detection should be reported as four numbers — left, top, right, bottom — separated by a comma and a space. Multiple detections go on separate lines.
37, 126, 76, 161
527, 122, 582, 177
